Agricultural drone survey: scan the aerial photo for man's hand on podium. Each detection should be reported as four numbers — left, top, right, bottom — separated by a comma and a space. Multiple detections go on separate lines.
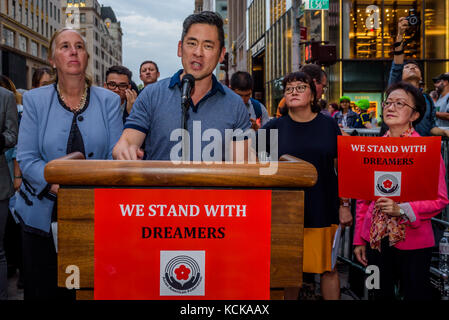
113, 143, 144, 160
113, 128, 146, 160
49, 184, 59, 196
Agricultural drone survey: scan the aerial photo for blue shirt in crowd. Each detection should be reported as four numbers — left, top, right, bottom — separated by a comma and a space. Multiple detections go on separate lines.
124, 70, 251, 161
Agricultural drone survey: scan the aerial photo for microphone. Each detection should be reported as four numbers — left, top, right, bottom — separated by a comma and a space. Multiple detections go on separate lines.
181, 74, 195, 106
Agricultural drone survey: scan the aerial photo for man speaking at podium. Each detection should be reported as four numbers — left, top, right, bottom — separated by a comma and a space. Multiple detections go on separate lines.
113, 11, 250, 161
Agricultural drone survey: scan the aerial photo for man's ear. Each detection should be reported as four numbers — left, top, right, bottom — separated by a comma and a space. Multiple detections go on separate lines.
219, 46, 226, 63
177, 40, 183, 58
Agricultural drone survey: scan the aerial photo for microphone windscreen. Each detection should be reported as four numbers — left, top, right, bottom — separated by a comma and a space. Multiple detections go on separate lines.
182, 74, 195, 89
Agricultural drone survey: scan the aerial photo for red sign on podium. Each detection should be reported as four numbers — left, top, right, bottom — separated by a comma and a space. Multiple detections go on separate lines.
338, 136, 441, 202
94, 189, 271, 300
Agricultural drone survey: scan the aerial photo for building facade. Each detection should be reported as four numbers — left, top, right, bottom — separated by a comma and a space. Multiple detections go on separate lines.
202, 0, 213, 11
227, 0, 247, 80
194, 0, 203, 13
0, 0, 62, 89
214, 0, 228, 84
298, 0, 449, 120
246, 0, 300, 115
243, 0, 449, 118
196, 0, 230, 84
61, 0, 122, 86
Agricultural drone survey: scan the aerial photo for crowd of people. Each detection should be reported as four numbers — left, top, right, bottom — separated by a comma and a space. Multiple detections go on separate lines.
322, 18, 449, 138
0, 10, 448, 301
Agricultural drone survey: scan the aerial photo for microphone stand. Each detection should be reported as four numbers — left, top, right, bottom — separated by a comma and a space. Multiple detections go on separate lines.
181, 99, 190, 162
180, 74, 194, 162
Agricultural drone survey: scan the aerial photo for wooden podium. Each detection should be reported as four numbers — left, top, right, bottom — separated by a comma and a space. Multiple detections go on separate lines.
44, 156, 317, 300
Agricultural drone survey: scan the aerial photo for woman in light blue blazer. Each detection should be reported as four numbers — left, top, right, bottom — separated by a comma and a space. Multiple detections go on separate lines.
15, 28, 123, 299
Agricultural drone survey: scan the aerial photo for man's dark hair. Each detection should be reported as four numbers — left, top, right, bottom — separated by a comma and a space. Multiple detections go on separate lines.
181, 11, 225, 50
230, 71, 253, 91
130, 81, 140, 95
139, 60, 159, 73
319, 99, 328, 111
106, 65, 132, 82
280, 71, 320, 115
329, 102, 339, 112
385, 81, 426, 127
300, 64, 327, 83
404, 60, 423, 78
32, 67, 52, 88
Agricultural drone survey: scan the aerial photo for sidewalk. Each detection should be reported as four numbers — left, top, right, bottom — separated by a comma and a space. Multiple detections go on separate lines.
299, 262, 359, 300
7, 262, 357, 300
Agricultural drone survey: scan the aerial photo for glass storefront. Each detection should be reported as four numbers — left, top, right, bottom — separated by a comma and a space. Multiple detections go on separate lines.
326, 0, 449, 106
348, 0, 422, 60
425, 0, 448, 60
247, 0, 293, 115
246, 0, 448, 116
265, 9, 293, 114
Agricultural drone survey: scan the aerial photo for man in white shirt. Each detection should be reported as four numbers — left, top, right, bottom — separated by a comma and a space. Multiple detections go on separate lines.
434, 73, 449, 127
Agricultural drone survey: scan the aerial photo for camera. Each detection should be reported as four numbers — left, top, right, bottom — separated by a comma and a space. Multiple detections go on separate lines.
405, 8, 420, 27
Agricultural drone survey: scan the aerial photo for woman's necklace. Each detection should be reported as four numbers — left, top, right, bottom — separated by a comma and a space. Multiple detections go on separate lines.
57, 82, 88, 112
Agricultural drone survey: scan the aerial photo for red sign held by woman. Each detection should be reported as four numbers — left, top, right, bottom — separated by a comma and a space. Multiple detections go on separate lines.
338, 136, 441, 202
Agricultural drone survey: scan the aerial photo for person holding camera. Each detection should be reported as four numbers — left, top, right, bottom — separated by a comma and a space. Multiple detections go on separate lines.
384, 16, 449, 137
434, 73, 449, 127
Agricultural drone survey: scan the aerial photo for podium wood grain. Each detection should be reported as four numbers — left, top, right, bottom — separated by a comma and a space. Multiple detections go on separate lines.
45, 160, 317, 188
50, 157, 314, 300
57, 188, 304, 299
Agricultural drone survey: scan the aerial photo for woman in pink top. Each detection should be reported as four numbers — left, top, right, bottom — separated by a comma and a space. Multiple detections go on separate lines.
353, 82, 449, 300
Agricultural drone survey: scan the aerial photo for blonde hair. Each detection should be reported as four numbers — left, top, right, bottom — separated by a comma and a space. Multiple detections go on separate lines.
0, 75, 22, 104
48, 27, 92, 86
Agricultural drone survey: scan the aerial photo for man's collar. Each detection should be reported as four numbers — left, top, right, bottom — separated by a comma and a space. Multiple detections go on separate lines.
168, 69, 184, 88
168, 69, 225, 95
210, 73, 226, 95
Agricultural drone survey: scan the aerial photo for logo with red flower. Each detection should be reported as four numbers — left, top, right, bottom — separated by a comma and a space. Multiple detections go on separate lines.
175, 265, 190, 281
375, 172, 400, 196
162, 255, 202, 294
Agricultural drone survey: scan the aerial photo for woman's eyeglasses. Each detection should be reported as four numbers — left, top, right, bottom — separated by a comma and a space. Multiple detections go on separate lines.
381, 100, 416, 111
285, 84, 310, 94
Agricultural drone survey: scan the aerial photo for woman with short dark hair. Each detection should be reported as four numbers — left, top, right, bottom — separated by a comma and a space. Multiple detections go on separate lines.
354, 81, 449, 300
260, 71, 352, 300
328, 103, 339, 118
31, 67, 53, 88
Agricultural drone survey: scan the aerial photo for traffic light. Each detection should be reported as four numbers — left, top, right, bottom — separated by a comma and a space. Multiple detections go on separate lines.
304, 42, 337, 66
318, 44, 337, 66
220, 52, 229, 86
305, 43, 320, 64
220, 52, 229, 72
